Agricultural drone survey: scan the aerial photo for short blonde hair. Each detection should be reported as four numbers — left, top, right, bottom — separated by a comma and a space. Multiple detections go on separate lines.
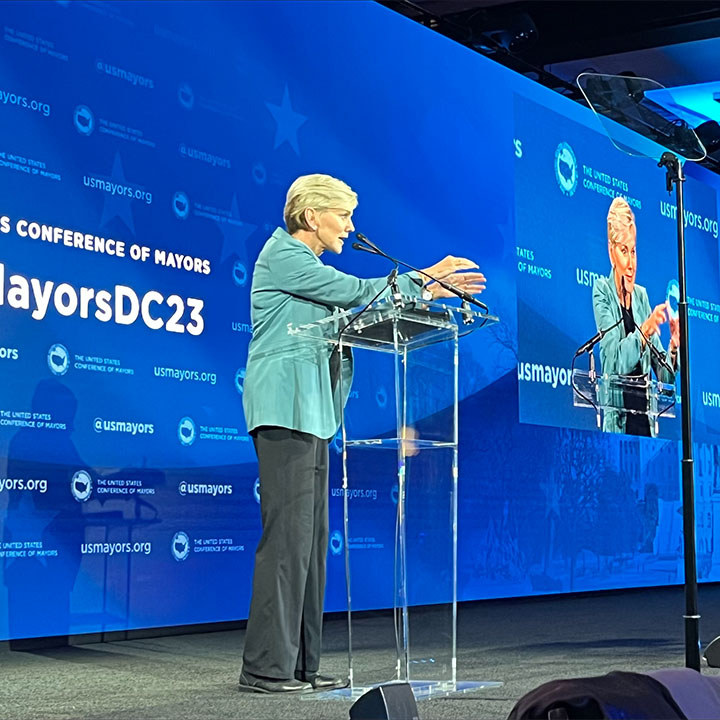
283, 174, 358, 234
607, 196, 635, 245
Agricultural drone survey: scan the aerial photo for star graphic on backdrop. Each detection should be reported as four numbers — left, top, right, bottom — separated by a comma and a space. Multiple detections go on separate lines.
99, 151, 136, 235
266, 85, 307, 155
218, 194, 257, 264
2, 492, 57, 570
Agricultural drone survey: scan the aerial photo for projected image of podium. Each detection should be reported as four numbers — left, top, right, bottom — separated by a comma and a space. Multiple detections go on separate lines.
291, 295, 502, 700
572, 368, 676, 435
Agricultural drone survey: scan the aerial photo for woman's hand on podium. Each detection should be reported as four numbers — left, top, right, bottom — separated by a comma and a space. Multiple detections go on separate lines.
400, 425, 420, 457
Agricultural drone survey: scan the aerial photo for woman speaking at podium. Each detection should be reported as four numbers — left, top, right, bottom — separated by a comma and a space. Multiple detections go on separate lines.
592, 196, 679, 436
238, 173, 486, 693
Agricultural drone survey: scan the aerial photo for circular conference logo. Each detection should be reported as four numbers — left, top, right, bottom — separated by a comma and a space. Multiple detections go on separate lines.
70, 470, 93, 502
253, 477, 261, 504
232, 260, 248, 287
178, 82, 194, 110
173, 191, 190, 220
329, 530, 343, 556
47, 343, 69, 376
234, 368, 245, 395
555, 142, 578, 196
376, 386, 388, 409
171, 531, 190, 562
73, 105, 94, 136
252, 162, 267, 185
331, 430, 343, 456
178, 417, 196, 446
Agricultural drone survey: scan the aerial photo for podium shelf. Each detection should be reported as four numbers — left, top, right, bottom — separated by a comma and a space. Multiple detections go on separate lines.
345, 438, 456, 450
289, 295, 498, 352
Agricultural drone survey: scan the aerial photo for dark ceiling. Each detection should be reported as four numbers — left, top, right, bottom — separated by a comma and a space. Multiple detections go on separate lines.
391, 1, 720, 64
381, 1, 720, 170
383, 1, 720, 65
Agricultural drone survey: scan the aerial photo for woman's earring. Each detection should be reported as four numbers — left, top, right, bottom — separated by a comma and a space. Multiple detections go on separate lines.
310, 226, 317, 231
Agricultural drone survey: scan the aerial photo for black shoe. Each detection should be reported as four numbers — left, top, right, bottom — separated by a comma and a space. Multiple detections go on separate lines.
296, 672, 349, 690
239, 671, 312, 694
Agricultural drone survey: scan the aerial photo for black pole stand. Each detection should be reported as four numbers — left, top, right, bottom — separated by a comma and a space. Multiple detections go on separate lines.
658, 150, 701, 672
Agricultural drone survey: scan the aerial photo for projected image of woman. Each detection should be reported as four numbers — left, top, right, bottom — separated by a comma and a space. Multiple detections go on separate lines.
238, 174, 486, 694
592, 196, 679, 436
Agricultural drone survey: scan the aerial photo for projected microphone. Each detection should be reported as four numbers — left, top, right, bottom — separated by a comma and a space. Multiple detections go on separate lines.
621, 277, 674, 374
574, 317, 623, 356
353, 232, 488, 311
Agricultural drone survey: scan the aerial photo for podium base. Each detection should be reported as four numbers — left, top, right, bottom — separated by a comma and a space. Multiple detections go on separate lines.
303, 679, 504, 701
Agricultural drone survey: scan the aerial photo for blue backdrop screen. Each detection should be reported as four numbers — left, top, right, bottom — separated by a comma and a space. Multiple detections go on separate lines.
1, 0, 720, 640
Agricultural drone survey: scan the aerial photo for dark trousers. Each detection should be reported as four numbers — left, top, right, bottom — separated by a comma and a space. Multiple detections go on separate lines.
241, 427, 329, 680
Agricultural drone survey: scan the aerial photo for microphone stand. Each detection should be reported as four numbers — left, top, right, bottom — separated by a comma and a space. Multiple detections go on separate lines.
572, 317, 623, 428
338, 261, 401, 340
621, 279, 675, 376
386, 266, 403, 308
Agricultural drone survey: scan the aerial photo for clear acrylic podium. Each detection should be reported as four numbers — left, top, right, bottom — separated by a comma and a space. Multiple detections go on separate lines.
572, 369, 676, 434
290, 295, 501, 700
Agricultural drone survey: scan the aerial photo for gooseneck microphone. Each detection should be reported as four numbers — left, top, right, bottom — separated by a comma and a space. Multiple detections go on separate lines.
354, 232, 487, 310
575, 317, 623, 356
355, 233, 383, 254
621, 277, 674, 375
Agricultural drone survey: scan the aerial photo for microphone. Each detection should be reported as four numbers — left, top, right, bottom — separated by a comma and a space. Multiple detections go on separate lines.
575, 317, 623, 356
353, 232, 488, 311
352, 241, 378, 254
355, 232, 382, 253
353, 242, 400, 293
621, 277, 674, 375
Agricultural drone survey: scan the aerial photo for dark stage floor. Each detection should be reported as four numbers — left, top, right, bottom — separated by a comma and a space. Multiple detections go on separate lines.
2, 584, 720, 719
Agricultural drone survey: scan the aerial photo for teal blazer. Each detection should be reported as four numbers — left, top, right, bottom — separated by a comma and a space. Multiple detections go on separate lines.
592, 271, 676, 435
243, 227, 423, 439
